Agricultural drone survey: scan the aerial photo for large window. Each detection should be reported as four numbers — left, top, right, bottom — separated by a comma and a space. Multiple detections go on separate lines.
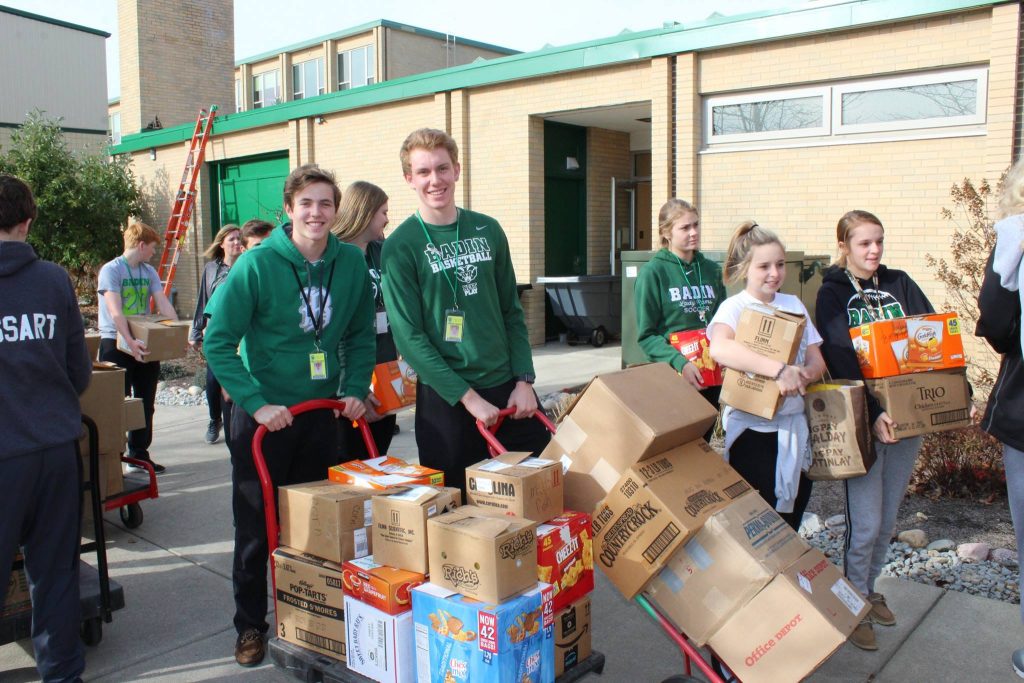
338, 45, 375, 91
292, 58, 325, 100
705, 66, 987, 147
252, 70, 280, 109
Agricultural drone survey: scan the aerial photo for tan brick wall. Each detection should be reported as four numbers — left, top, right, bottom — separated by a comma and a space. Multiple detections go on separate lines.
385, 29, 511, 81
586, 128, 631, 276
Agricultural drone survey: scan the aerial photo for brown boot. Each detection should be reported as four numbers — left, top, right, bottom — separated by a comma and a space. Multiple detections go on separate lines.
867, 592, 896, 626
849, 619, 878, 651
235, 628, 266, 667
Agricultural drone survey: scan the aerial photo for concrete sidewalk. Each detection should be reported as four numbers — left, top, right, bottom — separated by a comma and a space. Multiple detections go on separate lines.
2, 342, 1021, 682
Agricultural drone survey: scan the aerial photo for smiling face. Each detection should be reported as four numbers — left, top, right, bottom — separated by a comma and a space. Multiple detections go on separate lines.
668, 211, 701, 260
405, 147, 460, 222
286, 181, 337, 254
745, 242, 786, 302
840, 221, 884, 279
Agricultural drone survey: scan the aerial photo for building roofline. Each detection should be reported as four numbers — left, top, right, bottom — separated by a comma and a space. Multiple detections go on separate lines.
114, 0, 1006, 155
0, 4, 110, 38
234, 18, 520, 67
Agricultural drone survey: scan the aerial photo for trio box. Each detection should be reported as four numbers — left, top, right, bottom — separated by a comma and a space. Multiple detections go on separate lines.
466, 451, 563, 522
554, 596, 592, 677
850, 312, 965, 378
720, 305, 806, 419
372, 485, 461, 574
411, 581, 555, 683
592, 440, 751, 599
864, 367, 971, 438
371, 359, 418, 415
427, 505, 537, 604
539, 363, 718, 514
278, 481, 372, 564
341, 555, 426, 616
536, 511, 594, 612
642, 492, 809, 645
707, 548, 868, 683
344, 595, 416, 683
668, 328, 723, 386
272, 546, 347, 662
116, 315, 190, 362
329, 456, 444, 490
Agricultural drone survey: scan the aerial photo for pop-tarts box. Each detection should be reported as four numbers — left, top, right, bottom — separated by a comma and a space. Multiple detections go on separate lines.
411, 581, 555, 683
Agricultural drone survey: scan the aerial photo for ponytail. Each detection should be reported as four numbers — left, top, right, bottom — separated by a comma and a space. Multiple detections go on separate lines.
724, 221, 784, 285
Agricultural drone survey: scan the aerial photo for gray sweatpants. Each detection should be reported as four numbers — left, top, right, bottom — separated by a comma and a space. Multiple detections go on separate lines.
843, 436, 923, 595
1002, 444, 1024, 623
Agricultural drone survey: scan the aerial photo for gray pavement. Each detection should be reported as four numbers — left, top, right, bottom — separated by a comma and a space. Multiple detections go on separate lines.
2, 341, 1022, 682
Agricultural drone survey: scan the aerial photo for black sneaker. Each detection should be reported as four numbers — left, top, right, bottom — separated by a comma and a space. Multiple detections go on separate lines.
126, 460, 166, 475
205, 419, 222, 444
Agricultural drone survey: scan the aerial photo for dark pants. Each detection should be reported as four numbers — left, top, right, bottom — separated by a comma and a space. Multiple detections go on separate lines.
206, 365, 222, 423
339, 413, 396, 460
227, 406, 338, 635
415, 380, 552, 494
699, 385, 722, 442
728, 428, 813, 531
99, 338, 159, 460
0, 443, 85, 683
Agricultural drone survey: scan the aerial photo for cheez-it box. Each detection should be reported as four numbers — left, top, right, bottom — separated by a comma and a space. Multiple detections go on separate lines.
668, 328, 723, 386
850, 312, 965, 378
536, 511, 594, 612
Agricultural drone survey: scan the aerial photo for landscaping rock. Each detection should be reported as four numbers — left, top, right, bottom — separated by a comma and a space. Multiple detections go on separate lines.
825, 514, 847, 529
187, 385, 203, 396
800, 513, 823, 535
927, 539, 956, 553
991, 548, 1019, 567
898, 529, 928, 548
957, 542, 991, 562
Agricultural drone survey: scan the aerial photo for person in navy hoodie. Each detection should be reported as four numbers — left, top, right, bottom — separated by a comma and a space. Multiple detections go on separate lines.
0, 174, 91, 683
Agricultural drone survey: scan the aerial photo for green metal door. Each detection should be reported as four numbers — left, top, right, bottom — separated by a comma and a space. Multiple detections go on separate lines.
543, 121, 587, 338
212, 154, 290, 234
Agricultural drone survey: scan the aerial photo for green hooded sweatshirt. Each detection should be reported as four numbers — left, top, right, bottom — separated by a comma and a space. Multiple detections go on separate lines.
634, 248, 726, 371
380, 208, 534, 405
204, 224, 376, 416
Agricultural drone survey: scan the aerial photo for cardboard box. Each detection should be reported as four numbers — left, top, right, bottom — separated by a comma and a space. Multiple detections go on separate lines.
411, 581, 555, 683
329, 456, 445, 490
272, 546, 348, 662
708, 548, 869, 683
371, 359, 418, 415
642, 492, 809, 645
279, 481, 373, 564
850, 312, 965, 378
344, 595, 416, 683
372, 485, 462, 575
123, 398, 145, 431
536, 511, 594, 612
427, 505, 538, 603
668, 328, 723, 386
341, 555, 426, 615
2, 564, 30, 619
719, 305, 806, 419
592, 440, 752, 599
79, 362, 127, 457
116, 315, 190, 362
466, 452, 563, 522
554, 596, 592, 677
865, 367, 972, 439
85, 332, 100, 360
539, 363, 718, 513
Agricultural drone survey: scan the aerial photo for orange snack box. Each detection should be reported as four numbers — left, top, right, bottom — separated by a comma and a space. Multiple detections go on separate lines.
848, 312, 964, 379
668, 328, 723, 386
329, 456, 444, 490
371, 359, 417, 415
341, 555, 426, 615
536, 511, 594, 612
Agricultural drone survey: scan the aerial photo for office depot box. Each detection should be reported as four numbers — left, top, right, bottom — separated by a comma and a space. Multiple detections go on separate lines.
273, 546, 348, 662
85, 332, 100, 359
371, 359, 418, 415
592, 440, 751, 599
341, 555, 426, 615
865, 367, 971, 439
668, 329, 723, 386
536, 511, 594, 612
539, 363, 718, 513
116, 315, 190, 361
372, 486, 461, 574
344, 595, 415, 683
427, 506, 538, 604
279, 481, 373, 564
554, 596, 591, 677
850, 312, 965, 379
329, 456, 444, 490
123, 398, 145, 431
466, 452, 563, 522
412, 581, 555, 683
2, 565, 30, 619
708, 548, 868, 683
643, 493, 809, 645
720, 305, 806, 419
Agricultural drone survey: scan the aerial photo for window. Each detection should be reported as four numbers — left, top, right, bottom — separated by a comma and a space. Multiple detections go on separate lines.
235, 79, 242, 112
108, 112, 121, 145
252, 70, 280, 109
292, 58, 325, 100
338, 45, 375, 91
704, 66, 987, 147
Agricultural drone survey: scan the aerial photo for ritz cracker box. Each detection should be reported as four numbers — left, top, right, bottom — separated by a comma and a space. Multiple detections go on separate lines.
372, 485, 462, 574
272, 546, 348, 662
466, 452, 564, 523
849, 312, 965, 378
668, 328, 723, 386
536, 511, 594, 612
278, 481, 373, 564
411, 581, 555, 683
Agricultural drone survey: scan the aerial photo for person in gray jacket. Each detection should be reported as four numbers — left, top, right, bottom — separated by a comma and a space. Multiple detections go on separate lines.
0, 174, 91, 683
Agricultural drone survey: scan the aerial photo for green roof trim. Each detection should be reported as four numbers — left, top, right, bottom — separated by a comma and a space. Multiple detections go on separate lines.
0, 4, 110, 37
235, 18, 519, 67
113, 0, 1005, 156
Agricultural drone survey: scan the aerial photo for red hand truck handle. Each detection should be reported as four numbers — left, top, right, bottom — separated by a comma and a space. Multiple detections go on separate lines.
475, 406, 556, 456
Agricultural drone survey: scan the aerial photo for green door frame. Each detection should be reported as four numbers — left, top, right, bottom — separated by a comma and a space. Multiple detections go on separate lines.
209, 151, 290, 238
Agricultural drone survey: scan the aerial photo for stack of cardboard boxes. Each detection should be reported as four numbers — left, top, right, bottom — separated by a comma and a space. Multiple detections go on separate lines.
540, 362, 870, 682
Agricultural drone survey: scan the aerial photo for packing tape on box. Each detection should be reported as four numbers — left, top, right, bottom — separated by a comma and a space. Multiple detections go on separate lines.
588, 459, 621, 492
555, 416, 587, 452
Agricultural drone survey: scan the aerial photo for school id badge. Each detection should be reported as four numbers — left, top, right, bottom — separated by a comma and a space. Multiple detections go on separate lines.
444, 308, 465, 343
309, 351, 328, 380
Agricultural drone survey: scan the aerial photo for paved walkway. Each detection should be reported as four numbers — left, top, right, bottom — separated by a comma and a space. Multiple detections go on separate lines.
2, 342, 1021, 682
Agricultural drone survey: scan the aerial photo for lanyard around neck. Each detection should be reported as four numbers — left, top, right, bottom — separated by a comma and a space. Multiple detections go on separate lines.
415, 209, 461, 307
291, 260, 336, 347
844, 269, 881, 322
123, 256, 147, 313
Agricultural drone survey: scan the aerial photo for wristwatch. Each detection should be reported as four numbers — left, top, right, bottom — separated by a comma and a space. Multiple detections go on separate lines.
515, 373, 536, 384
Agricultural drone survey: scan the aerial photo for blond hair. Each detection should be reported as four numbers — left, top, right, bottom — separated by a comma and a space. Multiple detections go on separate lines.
123, 220, 159, 250
400, 128, 459, 176
203, 224, 240, 260
724, 221, 785, 285
999, 159, 1024, 219
834, 210, 883, 268
332, 181, 388, 243
657, 198, 698, 248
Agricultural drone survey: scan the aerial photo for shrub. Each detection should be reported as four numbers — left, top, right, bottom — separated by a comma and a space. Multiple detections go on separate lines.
909, 413, 1005, 500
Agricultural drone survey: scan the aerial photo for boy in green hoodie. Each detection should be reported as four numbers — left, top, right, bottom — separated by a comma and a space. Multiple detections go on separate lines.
381, 128, 549, 493
204, 164, 375, 667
